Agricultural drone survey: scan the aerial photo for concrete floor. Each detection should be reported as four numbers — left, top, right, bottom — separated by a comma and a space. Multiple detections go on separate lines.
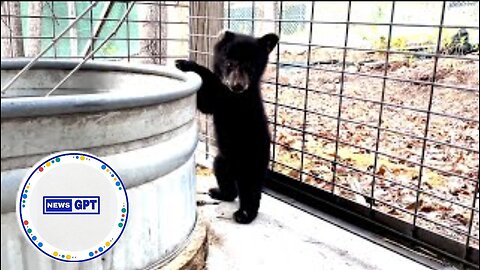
196, 175, 440, 270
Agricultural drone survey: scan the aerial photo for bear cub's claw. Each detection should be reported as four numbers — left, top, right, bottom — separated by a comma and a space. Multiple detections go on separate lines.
208, 188, 236, 202
233, 209, 258, 224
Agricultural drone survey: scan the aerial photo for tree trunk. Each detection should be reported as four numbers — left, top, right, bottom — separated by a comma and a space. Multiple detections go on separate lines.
159, 2, 167, 64
138, 2, 167, 64
1, 2, 11, 57
26, 1, 43, 57
67, 1, 77, 56
9, 1, 24, 57
189, 1, 224, 69
1, 1, 24, 57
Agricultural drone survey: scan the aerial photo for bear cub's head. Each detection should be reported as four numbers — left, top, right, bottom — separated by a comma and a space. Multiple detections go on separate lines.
213, 31, 279, 94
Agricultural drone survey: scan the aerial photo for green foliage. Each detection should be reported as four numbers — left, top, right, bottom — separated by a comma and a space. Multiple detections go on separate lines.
391, 37, 408, 50
441, 28, 457, 48
99, 42, 118, 56
374, 36, 408, 51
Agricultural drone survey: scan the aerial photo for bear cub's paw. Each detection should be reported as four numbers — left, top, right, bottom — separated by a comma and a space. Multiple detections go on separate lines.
175, 59, 198, 72
208, 188, 237, 202
233, 209, 258, 224
175, 59, 215, 81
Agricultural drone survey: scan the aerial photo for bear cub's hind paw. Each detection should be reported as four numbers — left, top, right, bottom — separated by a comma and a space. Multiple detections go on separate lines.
233, 209, 258, 224
208, 188, 237, 202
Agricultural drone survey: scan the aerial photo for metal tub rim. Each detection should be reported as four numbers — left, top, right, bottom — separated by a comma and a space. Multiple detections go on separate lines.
1, 58, 201, 118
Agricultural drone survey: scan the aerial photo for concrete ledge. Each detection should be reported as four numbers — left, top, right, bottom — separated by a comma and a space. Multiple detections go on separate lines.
196, 175, 435, 270
157, 216, 209, 270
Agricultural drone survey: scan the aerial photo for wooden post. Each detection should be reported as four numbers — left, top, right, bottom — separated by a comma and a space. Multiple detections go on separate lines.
189, 2, 224, 153
189, 1, 224, 69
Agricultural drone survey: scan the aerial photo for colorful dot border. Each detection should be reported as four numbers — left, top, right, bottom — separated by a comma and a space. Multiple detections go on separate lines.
17, 152, 129, 263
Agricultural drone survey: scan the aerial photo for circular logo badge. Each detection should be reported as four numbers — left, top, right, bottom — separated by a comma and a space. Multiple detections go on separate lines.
17, 152, 129, 262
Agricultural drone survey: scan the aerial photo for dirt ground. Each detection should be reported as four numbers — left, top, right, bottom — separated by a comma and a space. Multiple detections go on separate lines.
259, 49, 479, 248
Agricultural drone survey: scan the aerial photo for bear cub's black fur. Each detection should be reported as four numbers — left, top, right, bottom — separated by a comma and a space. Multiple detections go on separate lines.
176, 31, 279, 224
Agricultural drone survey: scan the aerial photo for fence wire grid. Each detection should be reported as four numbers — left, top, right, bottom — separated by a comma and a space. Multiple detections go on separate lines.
1, 1, 479, 268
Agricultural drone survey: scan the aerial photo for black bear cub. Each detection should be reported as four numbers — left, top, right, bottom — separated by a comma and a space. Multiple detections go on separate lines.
176, 31, 279, 224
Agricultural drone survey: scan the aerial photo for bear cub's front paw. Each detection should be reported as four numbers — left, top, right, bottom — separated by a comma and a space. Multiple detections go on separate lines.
175, 59, 199, 72
233, 209, 258, 224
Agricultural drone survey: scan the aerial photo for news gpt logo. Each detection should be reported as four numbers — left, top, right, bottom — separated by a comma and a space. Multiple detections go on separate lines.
17, 152, 129, 262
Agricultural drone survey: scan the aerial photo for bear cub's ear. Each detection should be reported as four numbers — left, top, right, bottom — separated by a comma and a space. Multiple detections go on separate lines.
258, 33, 279, 53
217, 30, 235, 42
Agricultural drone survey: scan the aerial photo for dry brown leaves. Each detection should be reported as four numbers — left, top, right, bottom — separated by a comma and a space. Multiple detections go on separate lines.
262, 49, 479, 247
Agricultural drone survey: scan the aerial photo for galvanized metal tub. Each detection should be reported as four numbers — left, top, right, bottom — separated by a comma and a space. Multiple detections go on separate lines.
0, 59, 201, 270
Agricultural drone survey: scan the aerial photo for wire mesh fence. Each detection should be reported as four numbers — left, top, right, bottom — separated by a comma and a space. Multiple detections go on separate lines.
1, 1, 479, 268
1, 1, 189, 62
